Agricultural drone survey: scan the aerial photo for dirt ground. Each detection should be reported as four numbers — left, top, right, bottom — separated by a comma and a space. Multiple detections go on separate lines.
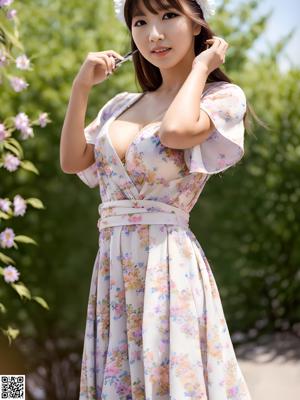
235, 331, 300, 399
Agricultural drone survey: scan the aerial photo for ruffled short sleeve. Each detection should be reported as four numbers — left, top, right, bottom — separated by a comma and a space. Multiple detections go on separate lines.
184, 82, 247, 175
76, 91, 129, 188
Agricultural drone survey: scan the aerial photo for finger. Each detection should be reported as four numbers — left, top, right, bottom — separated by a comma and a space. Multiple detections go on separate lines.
109, 55, 115, 71
90, 54, 108, 67
104, 50, 125, 61
90, 51, 125, 63
220, 42, 229, 52
220, 44, 228, 63
100, 54, 116, 73
96, 54, 110, 72
210, 37, 227, 49
212, 36, 225, 43
205, 37, 222, 48
106, 55, 116, 73
91, 57, 111, 77
210, 38, 222, 50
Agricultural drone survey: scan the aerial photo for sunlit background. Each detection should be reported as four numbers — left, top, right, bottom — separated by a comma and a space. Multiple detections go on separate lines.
0, 1, 299, 399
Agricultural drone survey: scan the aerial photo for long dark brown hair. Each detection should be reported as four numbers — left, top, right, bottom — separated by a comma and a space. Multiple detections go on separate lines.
123, 0, 268, 134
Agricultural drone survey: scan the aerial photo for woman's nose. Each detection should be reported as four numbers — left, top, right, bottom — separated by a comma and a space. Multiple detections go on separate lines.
148, 25, 164, 41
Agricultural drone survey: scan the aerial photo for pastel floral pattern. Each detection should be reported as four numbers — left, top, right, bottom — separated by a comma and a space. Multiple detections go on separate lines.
76, 81, 251, 399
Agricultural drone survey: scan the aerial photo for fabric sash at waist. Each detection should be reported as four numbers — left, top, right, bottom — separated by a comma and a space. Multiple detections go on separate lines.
97, 199, 190, 231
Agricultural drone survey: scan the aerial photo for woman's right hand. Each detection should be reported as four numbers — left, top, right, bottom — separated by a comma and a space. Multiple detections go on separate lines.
73, 50, 124, 91
192, 36, 229, 75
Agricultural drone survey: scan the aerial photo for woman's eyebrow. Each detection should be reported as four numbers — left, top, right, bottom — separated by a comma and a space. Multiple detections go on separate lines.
133, 10, 146, 17
132, 4, 174, 18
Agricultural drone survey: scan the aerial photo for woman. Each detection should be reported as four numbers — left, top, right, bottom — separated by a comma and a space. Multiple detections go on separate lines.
60, 0, 254, 398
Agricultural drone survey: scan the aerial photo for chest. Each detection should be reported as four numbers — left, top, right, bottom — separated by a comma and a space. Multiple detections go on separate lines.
107, 93, 169, 162
108, 120, 162, 163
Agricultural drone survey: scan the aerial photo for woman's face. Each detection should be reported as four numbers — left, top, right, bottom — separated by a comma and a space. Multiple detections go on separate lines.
131, 0, 201, 69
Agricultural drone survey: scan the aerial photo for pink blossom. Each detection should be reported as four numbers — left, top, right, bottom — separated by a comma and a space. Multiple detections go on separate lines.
20, 126, 33, 140
6, 8, 16, 19
0, 49, 7, 67
38, 112, 49, 127
0, 123, 7, 141
0, 227, 15, 248
3, 153, 20, 171
13, 194, 27, 216
9, 76, 29, 92
0, 0, 14, 7
14, 112, 30, 132
0, 198, 11, 213
3, 265, 20, 283
15, 54, 30, 70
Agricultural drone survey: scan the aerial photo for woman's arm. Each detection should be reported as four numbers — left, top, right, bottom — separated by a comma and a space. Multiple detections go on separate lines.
60, 80, 93, 173
159, 37, 229, 149
159, 65, 215, 149
59, 49, 124, 173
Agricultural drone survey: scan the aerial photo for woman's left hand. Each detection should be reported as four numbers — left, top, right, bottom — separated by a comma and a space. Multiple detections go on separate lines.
192, 36, 229, 74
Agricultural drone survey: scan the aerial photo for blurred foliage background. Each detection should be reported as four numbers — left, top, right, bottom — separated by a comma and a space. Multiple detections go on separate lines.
0, 0, 299, 398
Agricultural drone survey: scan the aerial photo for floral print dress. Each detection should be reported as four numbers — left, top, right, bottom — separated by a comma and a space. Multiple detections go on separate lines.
76, 81, 252, 400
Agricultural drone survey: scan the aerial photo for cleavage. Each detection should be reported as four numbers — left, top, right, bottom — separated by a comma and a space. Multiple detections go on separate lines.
108, 119, 161, 163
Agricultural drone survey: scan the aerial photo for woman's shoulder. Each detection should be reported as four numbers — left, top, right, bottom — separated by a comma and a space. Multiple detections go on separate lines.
99, 91, 142, 122
205, 80, 246, 97
107, 91, 141, 107
101, 91, 131, 115
199, 80, 247, 124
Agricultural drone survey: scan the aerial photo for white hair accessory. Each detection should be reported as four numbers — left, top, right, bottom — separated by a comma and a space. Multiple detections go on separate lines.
114, 0, 216, 25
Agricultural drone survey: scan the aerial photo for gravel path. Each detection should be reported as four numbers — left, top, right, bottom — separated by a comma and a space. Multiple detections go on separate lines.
235, 332, 300, 399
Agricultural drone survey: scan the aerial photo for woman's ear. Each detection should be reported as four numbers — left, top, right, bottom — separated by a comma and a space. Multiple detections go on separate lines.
192, 22, 201, 36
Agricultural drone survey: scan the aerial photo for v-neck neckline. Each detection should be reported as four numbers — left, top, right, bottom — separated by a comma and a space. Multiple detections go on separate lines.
105, 91, 161, 167
104, 82, 216, 168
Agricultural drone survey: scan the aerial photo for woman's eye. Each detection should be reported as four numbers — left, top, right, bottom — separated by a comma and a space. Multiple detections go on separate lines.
133, 12, 178, 27
133, 19, 145, 27
163, 12, 178, 19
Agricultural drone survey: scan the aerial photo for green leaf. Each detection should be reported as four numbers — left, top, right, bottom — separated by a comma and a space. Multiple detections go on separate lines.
6, 138, 24, 156
14, 235, 38, 245
32, 296, 50, 310
1, 326, 20, 346
3, 142, 22, 158
0, 210, 10, 220
20, 160, 39, 174
0, 28, 6, 45
0, 25, 24, 50
11, 282, 32, 300
0, 253, 16, 265
26, 198, 45, 209
0, 303, 6, 314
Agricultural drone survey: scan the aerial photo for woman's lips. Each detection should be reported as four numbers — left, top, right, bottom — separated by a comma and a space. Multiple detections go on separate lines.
151, 48, 172, 56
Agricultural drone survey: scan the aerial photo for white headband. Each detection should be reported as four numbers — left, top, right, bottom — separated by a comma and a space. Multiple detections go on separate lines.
114, 0, 216, 25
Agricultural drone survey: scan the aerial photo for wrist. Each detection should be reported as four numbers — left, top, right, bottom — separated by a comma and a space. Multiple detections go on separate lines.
72, 78, 92, 95
191, 62, 209, 76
